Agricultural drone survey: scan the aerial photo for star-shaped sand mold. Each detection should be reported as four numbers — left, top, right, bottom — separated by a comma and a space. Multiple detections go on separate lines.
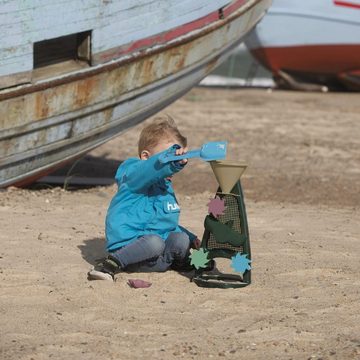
231, 253, 251, 274
189, 248, 210, 270
207, 196, 226, 218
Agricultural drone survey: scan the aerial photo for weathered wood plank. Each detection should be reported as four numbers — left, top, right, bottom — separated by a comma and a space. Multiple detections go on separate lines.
0, 0, 230, 48
0, 121, 72, 158
1, 11, 99, 41
0, 44, 31, 62
0, 70, 31, 89
93, 0, 231, 53
0, 57, 32, 77
0, 0, 98, 14
100, 0, 230, 24
0, 1, 19, 14
0, 0, 231, 82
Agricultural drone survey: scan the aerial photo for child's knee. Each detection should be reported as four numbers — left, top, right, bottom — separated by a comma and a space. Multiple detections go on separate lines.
145, 235, 166, 256
168, 232, 190, 251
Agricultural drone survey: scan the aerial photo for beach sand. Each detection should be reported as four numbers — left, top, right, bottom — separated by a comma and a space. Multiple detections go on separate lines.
1, 88, 359, 359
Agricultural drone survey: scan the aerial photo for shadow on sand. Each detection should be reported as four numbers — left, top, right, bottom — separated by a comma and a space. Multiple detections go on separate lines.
31, 155, 122, 189
78, 237, 195, 280
78, 237, 107, 266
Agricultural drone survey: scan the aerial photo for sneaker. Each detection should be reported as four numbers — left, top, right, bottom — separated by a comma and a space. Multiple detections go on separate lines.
87, 257, 121, 281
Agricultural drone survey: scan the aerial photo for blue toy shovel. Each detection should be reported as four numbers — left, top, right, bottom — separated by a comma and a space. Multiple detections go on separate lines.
159, 141, 227, 163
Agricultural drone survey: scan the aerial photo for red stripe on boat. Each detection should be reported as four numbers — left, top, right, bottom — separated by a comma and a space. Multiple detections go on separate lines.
97, 10, 218, 62
125, 12, 219, 53
128, 0, 249, 51
97, 0, 250, 63
334, 1, 360, 9
251, 44, 360, 74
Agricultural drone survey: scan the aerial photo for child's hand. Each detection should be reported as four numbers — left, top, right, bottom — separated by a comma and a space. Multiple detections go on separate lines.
191, 237, 201, 249
175, 146, 188, 165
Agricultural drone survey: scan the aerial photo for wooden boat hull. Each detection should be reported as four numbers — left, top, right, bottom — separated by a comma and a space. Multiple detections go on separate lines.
0, 0, 271, 187
245, 0, 360, 90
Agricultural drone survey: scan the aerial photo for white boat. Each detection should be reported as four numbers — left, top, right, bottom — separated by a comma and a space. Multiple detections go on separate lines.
0, 0, 272, 187
245, 0, 360, 90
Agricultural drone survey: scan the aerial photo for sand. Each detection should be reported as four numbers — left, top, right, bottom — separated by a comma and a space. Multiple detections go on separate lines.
1, 88, 359, 360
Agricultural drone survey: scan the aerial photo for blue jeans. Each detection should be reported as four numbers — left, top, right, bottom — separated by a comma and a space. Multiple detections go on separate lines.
110, 232, 190, 272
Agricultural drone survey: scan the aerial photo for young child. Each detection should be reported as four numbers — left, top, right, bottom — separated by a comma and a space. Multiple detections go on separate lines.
88, 117, 201, 281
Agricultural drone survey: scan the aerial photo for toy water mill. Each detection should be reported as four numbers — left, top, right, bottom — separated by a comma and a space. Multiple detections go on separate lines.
190, 160, 251, 288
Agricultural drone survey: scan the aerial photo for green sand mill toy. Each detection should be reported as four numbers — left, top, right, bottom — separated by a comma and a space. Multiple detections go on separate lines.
190, 160, 251, 288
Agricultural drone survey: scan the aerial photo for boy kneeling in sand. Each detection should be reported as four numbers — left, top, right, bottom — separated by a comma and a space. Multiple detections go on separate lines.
88, 117, 201, 281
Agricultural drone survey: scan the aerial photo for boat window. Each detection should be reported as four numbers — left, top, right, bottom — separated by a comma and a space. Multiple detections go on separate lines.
32, 31, 91, 80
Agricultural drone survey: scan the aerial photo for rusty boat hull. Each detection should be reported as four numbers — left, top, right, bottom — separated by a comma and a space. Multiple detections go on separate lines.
0, 0, 271, 187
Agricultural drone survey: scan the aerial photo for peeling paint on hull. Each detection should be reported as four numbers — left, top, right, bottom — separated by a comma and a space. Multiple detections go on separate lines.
0, 0, 271, 187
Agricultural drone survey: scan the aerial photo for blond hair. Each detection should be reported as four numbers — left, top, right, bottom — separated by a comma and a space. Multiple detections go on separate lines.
138, 115, 187, 156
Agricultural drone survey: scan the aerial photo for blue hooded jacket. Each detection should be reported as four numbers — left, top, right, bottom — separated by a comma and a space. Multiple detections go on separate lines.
105, 146, 196, 252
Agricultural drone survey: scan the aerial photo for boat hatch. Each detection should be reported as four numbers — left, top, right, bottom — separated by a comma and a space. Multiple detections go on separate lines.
32, 31, 92, 82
